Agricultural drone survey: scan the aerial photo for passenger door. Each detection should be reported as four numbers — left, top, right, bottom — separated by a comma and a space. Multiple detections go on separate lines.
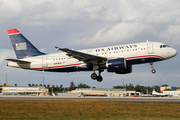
147, 43, 154, 54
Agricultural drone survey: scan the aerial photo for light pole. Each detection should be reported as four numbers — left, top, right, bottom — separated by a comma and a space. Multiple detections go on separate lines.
159, 79, 161, 92
6, 73, 8, 84
43, 76, 44, 86
123, 77, 124, 89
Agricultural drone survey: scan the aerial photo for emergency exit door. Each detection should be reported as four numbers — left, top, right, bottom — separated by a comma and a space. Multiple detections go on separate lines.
147, 43, 154, 54
42, 56, 48, 67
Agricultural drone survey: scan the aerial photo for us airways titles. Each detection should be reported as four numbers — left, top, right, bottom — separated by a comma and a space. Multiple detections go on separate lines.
95, 44, 138, 52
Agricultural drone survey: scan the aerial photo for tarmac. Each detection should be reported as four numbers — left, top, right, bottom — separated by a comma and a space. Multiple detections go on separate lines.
0, 95, 180, 103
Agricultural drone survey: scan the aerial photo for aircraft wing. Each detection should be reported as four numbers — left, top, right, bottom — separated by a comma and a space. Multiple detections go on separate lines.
5, 59, 31, 64
58, 47, 107, 64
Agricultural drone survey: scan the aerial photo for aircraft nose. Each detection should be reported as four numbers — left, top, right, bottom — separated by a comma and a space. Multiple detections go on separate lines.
172, 48, 178, 57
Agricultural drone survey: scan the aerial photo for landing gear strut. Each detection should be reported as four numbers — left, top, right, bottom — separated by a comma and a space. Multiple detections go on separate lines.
150, 63, 156, 74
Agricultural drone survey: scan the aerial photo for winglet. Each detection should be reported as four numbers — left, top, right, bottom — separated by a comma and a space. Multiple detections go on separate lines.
7, 29, 20, 35
55, 46, 61, 52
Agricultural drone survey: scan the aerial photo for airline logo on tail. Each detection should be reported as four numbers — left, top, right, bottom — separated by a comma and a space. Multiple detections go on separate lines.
15, 42, 27, 51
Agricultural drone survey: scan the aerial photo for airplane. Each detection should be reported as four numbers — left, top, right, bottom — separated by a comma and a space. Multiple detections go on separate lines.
5, 29, 177, 82
152, 89, 169, 97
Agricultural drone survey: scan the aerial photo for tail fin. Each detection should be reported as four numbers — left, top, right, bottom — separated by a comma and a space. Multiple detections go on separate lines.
7, 29, 45, 59
152, 89, 157, 94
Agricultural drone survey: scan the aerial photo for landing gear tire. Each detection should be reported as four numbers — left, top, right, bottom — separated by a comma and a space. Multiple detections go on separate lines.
150, 63, 156, 74
151, 69, 156, 74
96, 75, 103, 82
91, 73, 97, 80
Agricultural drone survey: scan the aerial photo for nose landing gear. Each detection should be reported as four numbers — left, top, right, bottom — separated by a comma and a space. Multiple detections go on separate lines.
150, 63, 156, 74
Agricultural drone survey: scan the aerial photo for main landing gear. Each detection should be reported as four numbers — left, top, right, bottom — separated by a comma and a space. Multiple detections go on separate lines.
91, 70, 103, 82
150, 63, 156, 74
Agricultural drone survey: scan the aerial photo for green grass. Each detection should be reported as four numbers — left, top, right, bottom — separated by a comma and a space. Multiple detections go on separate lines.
0, 101, 180, 120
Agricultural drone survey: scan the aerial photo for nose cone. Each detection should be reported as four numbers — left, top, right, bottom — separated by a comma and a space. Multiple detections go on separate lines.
172, 48, 178, 57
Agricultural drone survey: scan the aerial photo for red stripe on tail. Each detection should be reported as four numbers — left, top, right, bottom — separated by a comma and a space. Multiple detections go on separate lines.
7, 29, 20, 34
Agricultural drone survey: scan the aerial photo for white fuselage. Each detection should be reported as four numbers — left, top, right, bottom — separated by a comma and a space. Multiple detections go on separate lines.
7, 42, 177, 72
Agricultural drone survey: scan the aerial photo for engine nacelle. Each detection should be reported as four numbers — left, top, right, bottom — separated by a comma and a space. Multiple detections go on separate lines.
106, 58, 127, 72
115, 65, 132, 74
106, 58, 132, 74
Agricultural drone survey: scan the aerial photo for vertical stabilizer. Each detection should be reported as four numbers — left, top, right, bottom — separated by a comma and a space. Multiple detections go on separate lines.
7, 29, 45, 59
152, 89, 157, 94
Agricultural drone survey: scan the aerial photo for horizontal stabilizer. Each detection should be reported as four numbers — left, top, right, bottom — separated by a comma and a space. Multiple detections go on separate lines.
5, 59, 31, 64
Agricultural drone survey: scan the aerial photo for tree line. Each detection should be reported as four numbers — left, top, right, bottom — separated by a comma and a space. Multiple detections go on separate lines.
1, 82, 177, 94
28, 81, 91, 93
26, 81, 177, 94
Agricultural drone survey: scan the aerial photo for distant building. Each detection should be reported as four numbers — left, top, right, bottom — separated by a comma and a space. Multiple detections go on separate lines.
0, 84, 12, 92
160, 86, 177, 92
70, 88, 140, 97
1, 86, 49, 96
163, 91, 180, 97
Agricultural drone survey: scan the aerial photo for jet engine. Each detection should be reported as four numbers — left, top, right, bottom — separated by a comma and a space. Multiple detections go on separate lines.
106, 58, 132, 74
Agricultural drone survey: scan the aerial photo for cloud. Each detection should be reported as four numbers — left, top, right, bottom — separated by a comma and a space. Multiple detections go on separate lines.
0, 49, 14, 64
59, 22, 154, 48
91, 23, 153, 43
0, 0, 180, 26
160, 25, 180, 44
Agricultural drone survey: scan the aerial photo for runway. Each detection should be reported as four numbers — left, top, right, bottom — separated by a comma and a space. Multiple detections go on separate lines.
0, 96, 180, 103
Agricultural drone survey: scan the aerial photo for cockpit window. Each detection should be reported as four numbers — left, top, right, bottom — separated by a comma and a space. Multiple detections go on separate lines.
160, 45, 169, 48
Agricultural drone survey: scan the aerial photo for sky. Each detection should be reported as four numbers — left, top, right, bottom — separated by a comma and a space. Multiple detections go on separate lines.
0, 0, 180, 88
